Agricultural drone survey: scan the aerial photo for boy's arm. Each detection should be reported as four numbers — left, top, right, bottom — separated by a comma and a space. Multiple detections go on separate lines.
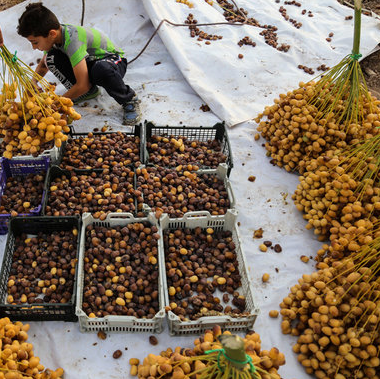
32, 55, 49, 87
62, 58, 91, 99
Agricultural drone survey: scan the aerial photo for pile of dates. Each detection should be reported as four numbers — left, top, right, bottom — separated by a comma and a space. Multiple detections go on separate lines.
164, 227, 248, 321
146, 134, 227, 169
7, 228, 78, 304
81, 222, 160, 318
61, 132, 141, 169
0, 173, 45, 216
136, 167, 230, 218
45, 165, 141, 218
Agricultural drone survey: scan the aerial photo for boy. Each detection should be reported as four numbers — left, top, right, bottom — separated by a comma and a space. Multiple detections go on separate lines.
17, 2, 140, 125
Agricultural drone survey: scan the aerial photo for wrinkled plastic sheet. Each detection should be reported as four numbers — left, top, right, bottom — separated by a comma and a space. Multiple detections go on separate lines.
142, 0, 380, 126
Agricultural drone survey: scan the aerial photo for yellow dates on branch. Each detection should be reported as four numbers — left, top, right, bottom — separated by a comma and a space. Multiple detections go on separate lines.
0, 317, 64, 379
0, 90, 81, 158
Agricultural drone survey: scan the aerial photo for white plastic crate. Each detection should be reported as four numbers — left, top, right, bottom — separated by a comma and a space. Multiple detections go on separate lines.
141, 164, 236, 217
10, 144, 62, 165
75, 212, 166, 333
0, 132, 68, 165
196, 164, 236, 209
160, 210, 260, 336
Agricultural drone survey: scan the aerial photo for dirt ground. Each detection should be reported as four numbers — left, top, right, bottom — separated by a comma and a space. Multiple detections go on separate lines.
1, 0, 380, 96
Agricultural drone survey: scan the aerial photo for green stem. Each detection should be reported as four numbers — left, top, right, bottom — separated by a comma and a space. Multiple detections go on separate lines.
352, 0, 362, 55
219, 335, 247, 370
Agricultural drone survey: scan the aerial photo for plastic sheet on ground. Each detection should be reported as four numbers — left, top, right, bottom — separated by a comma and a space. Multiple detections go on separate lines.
142, 0, 380, 126
0, 1, 379, 379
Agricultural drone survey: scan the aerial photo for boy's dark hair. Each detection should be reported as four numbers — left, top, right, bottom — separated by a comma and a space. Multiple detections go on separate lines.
17, 2, 60, 38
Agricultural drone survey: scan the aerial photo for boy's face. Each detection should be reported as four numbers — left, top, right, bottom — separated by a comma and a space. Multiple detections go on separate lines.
26, 30, 57, 51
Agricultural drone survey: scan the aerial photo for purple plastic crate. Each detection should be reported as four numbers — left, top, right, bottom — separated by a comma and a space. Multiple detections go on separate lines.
0, 157, 50, 234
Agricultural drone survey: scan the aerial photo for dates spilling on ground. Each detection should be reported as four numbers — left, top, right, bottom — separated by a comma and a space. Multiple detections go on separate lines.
82, 222, 160, 318
297, 65, 315, 75
238, 36, 256, 48
215, 0, 290, 52
279, 6, 302, 29
7, 229, 78, 304
186, 13, 223, 42
61, 132, 141, 169
317, 64, 330, 72
284, 0, 301, 6
136, 166, 230, 218
200, 104, 211, 112
164, 227, 247, 321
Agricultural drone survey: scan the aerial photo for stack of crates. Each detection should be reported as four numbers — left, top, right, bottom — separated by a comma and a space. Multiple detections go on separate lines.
0, 121, 260, 334
142, 121, 259, 335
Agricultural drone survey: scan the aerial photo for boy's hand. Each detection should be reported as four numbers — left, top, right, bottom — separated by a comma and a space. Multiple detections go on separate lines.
0, 28, 4, 47
62, 58, 91, 99
33, 55, 49, 86
31, 78, 43, 93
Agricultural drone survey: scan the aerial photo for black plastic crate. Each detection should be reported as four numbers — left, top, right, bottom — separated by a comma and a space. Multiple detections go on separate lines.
59, 125, 143, 169
144, 121, 233, 176
43, 165, 138, 216
0, 157, 50, 234
0, 216, 81, 321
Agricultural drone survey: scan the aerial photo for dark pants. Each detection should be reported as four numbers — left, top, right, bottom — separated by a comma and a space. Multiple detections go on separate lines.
45, 49, 135, 105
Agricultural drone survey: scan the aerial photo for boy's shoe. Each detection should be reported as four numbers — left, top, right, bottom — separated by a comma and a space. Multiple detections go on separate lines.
73, 85, 100, 105
122, 96, 141, 125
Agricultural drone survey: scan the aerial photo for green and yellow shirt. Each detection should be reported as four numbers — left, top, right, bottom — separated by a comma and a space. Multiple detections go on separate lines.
53, 24, 124, 67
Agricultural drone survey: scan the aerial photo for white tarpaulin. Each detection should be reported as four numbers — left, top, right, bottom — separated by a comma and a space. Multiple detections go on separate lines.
0, 1, 379, 379
142, 0, 380, 127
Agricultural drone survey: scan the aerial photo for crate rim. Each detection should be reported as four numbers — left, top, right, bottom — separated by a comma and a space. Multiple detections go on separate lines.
0, 139, 62, 164
68, 125, 141, 138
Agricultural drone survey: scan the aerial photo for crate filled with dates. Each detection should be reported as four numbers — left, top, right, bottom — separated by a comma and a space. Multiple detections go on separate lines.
60, 128, 143, 170
0, 157, 50, 234
144, 121, 233, 175
160, 211, 259, 335
135, 164, 234, 219
0, 137, 63, 164
75, 213, 166, 333
0, 216, 80, 321
43, 164, 142, 218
